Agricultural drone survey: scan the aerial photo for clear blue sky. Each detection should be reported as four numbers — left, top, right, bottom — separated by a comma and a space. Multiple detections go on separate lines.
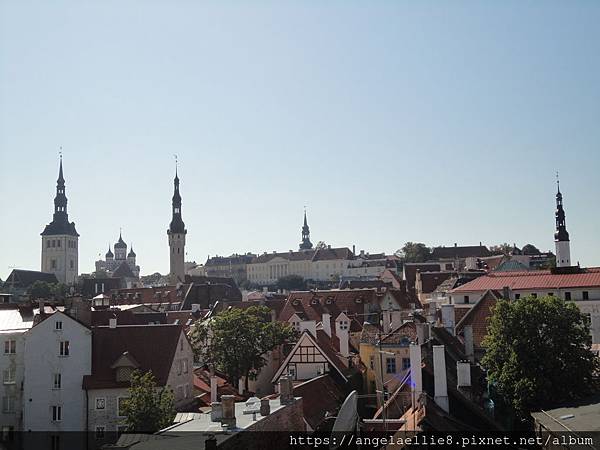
1, 1, 599, 280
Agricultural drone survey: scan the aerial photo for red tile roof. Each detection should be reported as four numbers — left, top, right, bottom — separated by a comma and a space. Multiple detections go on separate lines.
278, 290, 377, 330
456, 290, 500, 349
83, 324, 183, 390
451, 267, 600, 293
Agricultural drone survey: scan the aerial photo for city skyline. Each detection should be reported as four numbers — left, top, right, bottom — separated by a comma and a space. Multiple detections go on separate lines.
2, 1, 600, 279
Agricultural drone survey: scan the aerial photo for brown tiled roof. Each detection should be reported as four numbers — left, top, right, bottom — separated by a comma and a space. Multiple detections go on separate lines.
380, 269, 403, 289
312, 247, 354, 262
251, 247, 354, 264
293, 374, 347, 430
181, 280, 242, 310
455, 290, 500, 349
387, 289, 420, 309
83, 324, 183, 390
278, 290, 377, 330
403, 263, 441, 301
418, 272, 453, 294
109, 285, 185, 307
381, 321, 417, 344
91, 310, 167, 326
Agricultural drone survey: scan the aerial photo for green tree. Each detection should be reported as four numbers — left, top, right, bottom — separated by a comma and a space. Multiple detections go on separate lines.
28, 281, 53, 299
121, 370, 175, 432
489, 243, 513, 255
400, 242, 431, 263
276, 274, 306, 291
51, 283, 69, 299
481, 295, 599, 418
190, 305, 297, 392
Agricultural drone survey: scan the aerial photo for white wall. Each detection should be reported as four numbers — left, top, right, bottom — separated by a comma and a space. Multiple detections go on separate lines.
23, 312, 92, 431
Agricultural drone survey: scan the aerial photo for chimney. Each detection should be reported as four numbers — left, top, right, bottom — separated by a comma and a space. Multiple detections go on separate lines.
502, 286, 510, 300
279, 376, 294, 405
591, 314, 600, 345
426, 302, 436, 323
210, 376, 218, 403
440, 304, 455, 335
463, 325, 475, 363
335, 317, 350, 358
210, 402, 222, 422
221, 395, 236, 428
433, 345, 449, 413
260, 398, 270, 416
457, 361, 471, 388
382, 311, 392, 334
109, 316, 117, 329
352, 245, 356, 255
409, 344, 422, 400
416, 323, 426, 344
322, 313, 331, 337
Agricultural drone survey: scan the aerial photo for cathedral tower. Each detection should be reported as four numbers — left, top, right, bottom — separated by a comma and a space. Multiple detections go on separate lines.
167, 166, 186, 282
554, 176, 571, 268
40, 156, 79, 284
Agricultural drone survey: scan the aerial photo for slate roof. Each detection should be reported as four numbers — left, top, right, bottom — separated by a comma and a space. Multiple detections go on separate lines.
112, 262, 137, 279
431, 245, 491, 260
83, 324, 183, 389
451, 267, 600, 292
292, 374, 347, 431
40, 219, 79, 236
3, 270, 58, 289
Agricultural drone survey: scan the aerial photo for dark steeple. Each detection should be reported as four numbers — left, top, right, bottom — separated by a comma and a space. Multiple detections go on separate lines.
299, 209, 313, 251
554, 175, 569, 242
128, 244, 136, 258
115, 230, 127, 249
41, 155, 79, 236
168, 166, 186, 234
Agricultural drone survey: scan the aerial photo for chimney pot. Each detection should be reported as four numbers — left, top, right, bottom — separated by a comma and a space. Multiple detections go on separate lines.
260, 398, 270, 416
279, 376, 294, 405
463, 325, 475, 362
220, 395, 236, 428
433, 345, 449, 413
210, 402, 222, 422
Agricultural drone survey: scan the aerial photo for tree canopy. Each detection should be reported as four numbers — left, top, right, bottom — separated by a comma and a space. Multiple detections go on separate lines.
489, 243, 513, 255
189, 305, 297, 392
276, 274, 306, 291
399, 242, 431, 263
481, 295, 599, 418
121, 370, 175, 432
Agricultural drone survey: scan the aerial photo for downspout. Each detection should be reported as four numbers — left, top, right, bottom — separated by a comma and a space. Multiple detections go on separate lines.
85, 388, 89, 450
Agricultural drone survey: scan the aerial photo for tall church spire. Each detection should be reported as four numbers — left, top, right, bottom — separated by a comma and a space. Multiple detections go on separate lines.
41, 154, 79, 285
554, 173, 571, 268
299, 208, 313, 251
167, 158, 187, 282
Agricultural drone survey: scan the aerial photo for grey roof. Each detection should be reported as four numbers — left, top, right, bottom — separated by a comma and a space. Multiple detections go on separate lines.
532, 395, 600, 432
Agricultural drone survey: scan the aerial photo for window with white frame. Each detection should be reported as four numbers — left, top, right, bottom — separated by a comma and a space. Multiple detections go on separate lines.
4, 340, 16, 355
55, 321, 63, 331
59, 341, 69, 356
95, 397, 106, 410
2, 396, 15, 413
51, 405, 62, 422
53, 373, 61, 389
3, 367, 15, 384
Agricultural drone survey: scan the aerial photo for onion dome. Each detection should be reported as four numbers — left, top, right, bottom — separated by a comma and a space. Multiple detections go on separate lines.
105, 245, 114, 259
127, 244, 136, 258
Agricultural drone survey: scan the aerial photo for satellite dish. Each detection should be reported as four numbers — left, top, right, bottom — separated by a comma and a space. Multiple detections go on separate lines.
330, 390, 358, 448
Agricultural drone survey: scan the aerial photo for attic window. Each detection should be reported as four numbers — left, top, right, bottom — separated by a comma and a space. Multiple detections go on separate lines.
292, 299, 301, 306
116, 367, 134, 383
355, 297, 363, 304
310, 298, 319, 305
